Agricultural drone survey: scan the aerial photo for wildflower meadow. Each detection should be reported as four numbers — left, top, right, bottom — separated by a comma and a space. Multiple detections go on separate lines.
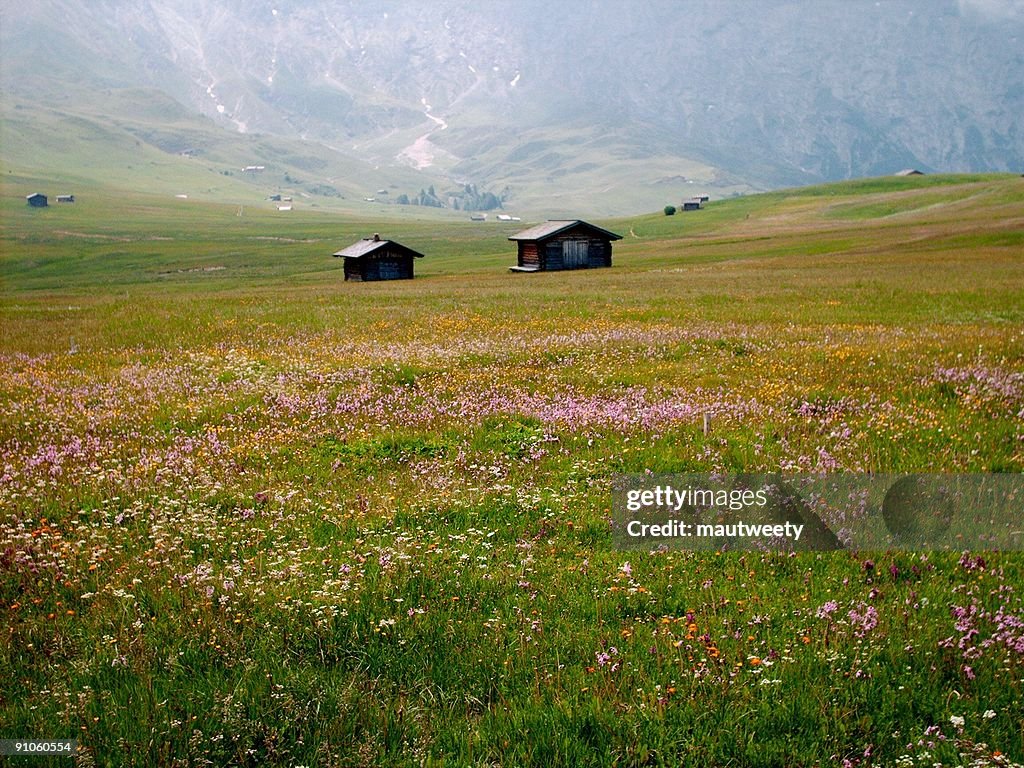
2, 174, 1023, 766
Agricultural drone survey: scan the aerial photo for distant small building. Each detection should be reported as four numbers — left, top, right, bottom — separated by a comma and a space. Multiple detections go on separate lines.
470, 213, 487, 221
694, 194, 710, 202
333, 234, 425, 282
895, 169, 925, 176
681, 200, 702, 211
508, 219, 622, 272
56, 194, 75, 203
26, 193, 47, 207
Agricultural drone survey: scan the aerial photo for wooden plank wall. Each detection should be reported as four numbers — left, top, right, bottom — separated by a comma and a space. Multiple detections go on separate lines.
520, 242, 540, 268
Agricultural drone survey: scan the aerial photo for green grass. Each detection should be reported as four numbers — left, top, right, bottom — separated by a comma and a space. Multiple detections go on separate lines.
1, 174, 1023, 766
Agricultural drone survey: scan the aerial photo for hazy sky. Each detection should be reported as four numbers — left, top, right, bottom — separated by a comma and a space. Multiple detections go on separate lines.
957, 0, 1024, 18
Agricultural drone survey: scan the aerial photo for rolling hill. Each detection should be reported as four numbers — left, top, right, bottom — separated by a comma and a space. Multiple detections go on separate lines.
2, 170, 1021, 302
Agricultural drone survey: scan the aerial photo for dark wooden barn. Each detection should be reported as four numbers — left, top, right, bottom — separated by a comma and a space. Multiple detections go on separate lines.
333, 234, 424, 281
508, 220, 622, 272
26, 193, 48, 207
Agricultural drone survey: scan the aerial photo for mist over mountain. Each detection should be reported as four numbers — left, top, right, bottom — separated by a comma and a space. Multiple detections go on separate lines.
2, 0, 1022, 213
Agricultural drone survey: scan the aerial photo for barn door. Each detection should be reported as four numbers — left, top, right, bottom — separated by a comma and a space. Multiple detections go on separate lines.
562, 238, 589, 268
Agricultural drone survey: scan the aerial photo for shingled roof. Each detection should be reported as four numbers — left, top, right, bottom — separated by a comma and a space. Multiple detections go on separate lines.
508, 220, 623, 242
333, 237, 425, 259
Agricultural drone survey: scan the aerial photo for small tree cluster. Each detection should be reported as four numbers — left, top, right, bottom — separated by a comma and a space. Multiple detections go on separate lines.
393, 182, 507, 211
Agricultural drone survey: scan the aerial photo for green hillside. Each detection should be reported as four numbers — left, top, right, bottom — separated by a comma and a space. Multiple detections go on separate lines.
2, 171, 1020, 298
0, 89, 463, 214
0, 90, 732, 219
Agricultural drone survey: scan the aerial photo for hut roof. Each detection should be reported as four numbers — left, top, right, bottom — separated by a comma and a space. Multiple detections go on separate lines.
333, 237, 425, 260
508, 220, 622, 243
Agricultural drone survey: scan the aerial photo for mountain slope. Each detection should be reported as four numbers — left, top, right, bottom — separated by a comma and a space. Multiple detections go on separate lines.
2, 0, 1022, 214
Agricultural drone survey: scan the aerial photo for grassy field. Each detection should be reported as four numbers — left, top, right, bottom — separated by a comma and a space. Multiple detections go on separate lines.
1, 173, 1023, 767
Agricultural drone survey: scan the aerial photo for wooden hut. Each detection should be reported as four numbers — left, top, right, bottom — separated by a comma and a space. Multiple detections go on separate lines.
26, 193, 48, 207
508, 220, 622, 272
333, 234, 424, 281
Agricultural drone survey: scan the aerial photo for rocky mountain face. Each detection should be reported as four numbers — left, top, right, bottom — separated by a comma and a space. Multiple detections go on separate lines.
3, 0, 1022, 207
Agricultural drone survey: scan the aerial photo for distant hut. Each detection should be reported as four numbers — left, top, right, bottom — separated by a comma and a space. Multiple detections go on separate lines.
508, 220, 622, 272
56, 194, 75, 203
681, 199, 702, 211
895, 169, 925, 176
26, 193, 47, 207
333, 233, 424, 281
